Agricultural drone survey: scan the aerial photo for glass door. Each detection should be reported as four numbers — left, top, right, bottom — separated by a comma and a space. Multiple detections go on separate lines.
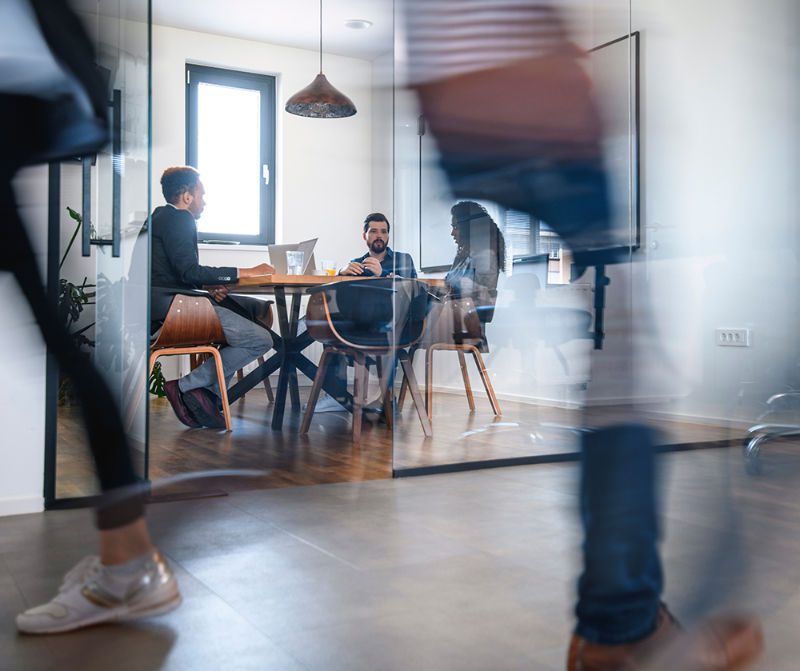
392, 3, 638, 474
48, 0, 151, 503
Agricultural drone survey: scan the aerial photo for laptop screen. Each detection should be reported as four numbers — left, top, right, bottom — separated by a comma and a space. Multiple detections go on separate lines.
267, 238, 318, 274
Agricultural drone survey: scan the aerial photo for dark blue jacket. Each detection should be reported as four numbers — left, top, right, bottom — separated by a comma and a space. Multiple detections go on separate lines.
150, 204, 238, 325
348, 247, 417, 278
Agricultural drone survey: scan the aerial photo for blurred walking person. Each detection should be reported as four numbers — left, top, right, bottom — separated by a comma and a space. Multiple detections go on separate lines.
1, 0, 180, 634
402, 1, 764, 668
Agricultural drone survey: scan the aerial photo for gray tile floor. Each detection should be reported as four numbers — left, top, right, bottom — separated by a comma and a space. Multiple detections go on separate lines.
2, 450, 800, 670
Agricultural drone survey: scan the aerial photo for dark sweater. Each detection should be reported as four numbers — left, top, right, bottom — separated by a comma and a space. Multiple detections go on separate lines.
150, 204, 238, 325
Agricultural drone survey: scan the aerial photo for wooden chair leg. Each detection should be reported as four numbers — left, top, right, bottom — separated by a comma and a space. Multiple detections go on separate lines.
425, 346, 436, 421
190, 353, 208, 370
125, 352, 148, 433
400, 352, 433, 437
470, 346, 502, 416
259, 356, 275, 403
149, 350, 159, 375
397, 346, 417, 413
457, 349, 476, 412
300, 350, 331, 434
376, 355, 393, 430
397, 376, 408, 414
352, 353, 368, 446
209, 348, 233, 431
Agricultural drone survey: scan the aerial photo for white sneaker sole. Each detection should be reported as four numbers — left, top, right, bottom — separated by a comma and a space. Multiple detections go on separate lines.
17, 591, 183, 635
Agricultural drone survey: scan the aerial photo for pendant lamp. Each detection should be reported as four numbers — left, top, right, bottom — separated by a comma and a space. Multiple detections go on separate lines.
285, 0, 357, 118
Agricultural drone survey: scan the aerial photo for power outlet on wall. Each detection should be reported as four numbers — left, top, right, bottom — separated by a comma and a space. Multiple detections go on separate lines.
715, 328, 751, 347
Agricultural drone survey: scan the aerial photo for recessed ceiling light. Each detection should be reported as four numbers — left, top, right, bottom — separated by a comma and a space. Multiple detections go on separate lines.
344, 19, 373, 30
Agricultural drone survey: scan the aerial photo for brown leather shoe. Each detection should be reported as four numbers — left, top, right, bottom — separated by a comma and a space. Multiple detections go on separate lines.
183, 388, 226, 429
164, 380, 201, 428
567, 607, 763, 671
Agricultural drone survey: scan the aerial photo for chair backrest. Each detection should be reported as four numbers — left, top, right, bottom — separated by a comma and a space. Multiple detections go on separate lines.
151, 295, 226, 349
445, 258, 502, 325
306, 278, 430, 350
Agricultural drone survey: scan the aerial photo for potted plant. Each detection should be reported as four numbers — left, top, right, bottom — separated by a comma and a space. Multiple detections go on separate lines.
58, 207, 96, 404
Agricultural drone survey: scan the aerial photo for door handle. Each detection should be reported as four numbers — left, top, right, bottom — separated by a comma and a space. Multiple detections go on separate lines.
81, 156, 92, 256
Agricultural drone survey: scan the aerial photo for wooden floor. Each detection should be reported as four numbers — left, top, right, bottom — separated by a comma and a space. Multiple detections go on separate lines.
54, 386, 742, 500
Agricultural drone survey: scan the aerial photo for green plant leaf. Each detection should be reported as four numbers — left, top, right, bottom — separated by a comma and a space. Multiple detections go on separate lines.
149, 361, 167, 398
66, 206, 82, 224
60, 207, 84, 270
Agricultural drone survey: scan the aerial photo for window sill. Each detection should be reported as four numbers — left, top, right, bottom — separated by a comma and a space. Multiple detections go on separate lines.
198, 243, 270, 252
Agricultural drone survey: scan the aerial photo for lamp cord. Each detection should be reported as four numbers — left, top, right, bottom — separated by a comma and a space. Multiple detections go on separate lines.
319, 0, 323, 73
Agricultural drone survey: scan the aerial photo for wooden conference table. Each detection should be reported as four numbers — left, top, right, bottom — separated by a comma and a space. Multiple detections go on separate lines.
222, 274, 444, 430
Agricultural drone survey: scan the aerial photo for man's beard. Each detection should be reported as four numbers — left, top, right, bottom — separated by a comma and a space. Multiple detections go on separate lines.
369, 239, 386, 253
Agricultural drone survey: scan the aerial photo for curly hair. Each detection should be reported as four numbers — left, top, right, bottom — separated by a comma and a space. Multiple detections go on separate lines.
450, 201, 506, 272
160, 166, 200, 204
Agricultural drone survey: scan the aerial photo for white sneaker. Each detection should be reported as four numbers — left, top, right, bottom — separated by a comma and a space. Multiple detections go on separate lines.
309, 394, 348, 413
16, 550, 181, 635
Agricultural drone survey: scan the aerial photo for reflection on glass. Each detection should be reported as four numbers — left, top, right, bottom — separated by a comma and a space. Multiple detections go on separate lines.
55, 2, 150, 499
393, 2, 636, 472
196, 82, 261, 237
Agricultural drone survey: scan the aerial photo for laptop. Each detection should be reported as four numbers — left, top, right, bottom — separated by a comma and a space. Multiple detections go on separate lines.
267, 238, 318, 274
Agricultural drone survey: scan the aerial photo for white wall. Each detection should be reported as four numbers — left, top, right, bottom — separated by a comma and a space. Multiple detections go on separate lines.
371, 50, 394, 217
152, 24, 375, 273
629, 0, 800, 424
0, 168, 50, 516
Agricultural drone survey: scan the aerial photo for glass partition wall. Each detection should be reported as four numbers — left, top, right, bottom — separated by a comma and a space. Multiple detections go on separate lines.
40, 0, 799, 498
49, 0, 151, 502
391, 0, 800, 476
390, 4, 638, 473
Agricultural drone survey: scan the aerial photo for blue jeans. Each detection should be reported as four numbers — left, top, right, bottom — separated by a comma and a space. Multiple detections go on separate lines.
178, 304, 273, 399
575, 424, 663, 644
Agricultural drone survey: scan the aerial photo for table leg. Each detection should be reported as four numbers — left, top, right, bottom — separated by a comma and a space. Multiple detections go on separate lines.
227, 346, 282, 402
270, 287, 291, 430
288, 293, 302, 410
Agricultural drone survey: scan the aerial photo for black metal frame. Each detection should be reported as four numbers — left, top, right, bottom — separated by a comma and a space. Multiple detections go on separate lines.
590, 30, 641, 251
393, 438, 736, 478
43, 163, 61, 506
185, 64, 276, 246
44, 86, 127, 508
81, 90, 122, 258
225, 287, 354, 430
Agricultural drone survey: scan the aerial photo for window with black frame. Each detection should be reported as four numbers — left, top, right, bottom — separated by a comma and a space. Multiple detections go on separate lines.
503, 209, 561, 260
501, 208, 565, 286
185, 64, 276, 245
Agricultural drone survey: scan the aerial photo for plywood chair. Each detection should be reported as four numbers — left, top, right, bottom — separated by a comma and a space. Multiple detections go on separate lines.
399, 297, 501, 421
300, 278, 432, 445
149, 295, 232, 431
191, 300, 275, 403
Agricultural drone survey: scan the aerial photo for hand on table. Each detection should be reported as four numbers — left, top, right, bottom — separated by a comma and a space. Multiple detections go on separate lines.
239, 263, 275, 279
361, 257, 383, 276
341, 261, 365, 275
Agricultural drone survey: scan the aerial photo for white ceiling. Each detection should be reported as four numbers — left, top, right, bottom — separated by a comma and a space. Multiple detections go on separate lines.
152, 0, 394, 61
